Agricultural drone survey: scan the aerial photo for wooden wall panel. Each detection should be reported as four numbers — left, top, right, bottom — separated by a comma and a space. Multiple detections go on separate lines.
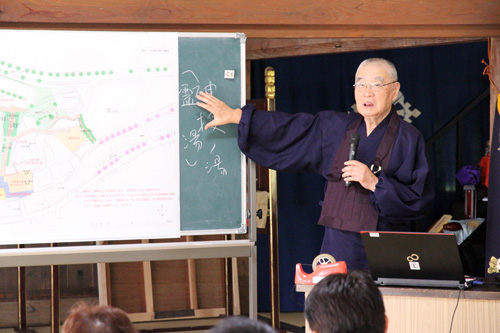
0, 0, 498, 38
0, 267, 18, 301
26, 266, 51, 299
151, 260, 191, 312
195, 258, 225, 309
109, 261, 146, 314
59, 264, 97, 296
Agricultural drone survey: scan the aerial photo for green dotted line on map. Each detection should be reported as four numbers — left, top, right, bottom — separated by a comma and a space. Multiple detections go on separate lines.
35, 113, 55, 126
0, 88, 23, 100
0, 61, 169, 84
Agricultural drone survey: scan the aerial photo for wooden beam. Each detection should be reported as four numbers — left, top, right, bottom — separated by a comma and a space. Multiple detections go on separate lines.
0, 23, 498, 39
0, 1, 498, 26
127, 308, 226, 322
246, 38, 486, 60
0, 1, 498, 38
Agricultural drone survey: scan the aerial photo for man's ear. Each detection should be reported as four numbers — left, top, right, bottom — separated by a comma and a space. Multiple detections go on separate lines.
384, 314, 389, 333
391, 82, 401, 102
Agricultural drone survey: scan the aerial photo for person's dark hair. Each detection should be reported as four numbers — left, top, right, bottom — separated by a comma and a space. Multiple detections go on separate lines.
208, 316, 275, 333
62, 302, 138, 333
304, 271, 386, 333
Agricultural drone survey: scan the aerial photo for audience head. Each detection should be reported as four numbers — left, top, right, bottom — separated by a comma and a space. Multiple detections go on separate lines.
208, 316, 275, 333
62, 302, 138, 333
305, 271, 387, 333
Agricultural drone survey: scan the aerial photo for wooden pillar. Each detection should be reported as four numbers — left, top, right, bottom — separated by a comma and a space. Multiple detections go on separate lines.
51, 243, 60, 333
265, 67, 280, 330
224, 256, 233, 316
17, 244, 26, 332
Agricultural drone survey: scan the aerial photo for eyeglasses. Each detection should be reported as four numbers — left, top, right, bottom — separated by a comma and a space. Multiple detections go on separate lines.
353, 81, 397, 92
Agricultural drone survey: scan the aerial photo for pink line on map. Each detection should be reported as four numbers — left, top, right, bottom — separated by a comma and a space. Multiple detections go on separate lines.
100, 121, 142, 144
97, 140, 148, 174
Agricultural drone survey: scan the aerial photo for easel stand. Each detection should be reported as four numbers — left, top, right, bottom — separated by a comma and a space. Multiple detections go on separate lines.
8, 239, 256, 331
7, 161, 257, 331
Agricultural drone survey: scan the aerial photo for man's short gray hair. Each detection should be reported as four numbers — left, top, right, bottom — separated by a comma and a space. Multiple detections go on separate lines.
356, 58, 398, 82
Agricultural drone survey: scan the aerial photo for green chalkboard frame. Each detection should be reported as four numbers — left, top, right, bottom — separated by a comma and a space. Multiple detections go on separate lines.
178, 33, 247, 235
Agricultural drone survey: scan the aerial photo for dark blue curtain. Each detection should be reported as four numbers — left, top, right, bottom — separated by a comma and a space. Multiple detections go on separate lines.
251, 42, 490, 312
485, 96, 500, 279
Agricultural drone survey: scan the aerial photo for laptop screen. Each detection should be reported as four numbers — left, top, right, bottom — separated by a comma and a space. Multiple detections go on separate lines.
360, 231, 466, 289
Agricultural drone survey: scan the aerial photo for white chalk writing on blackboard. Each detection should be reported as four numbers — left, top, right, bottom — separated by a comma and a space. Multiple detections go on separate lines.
206, 154, 227, 175
181, 112, 228, 175
180, 69, 228, 176
179, 70, 217, 107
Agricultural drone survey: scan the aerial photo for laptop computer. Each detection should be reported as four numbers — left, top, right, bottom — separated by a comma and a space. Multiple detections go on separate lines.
360, 231, 467, 289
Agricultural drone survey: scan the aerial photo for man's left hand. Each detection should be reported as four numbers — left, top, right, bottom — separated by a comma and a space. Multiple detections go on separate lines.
342, 160, 379, 192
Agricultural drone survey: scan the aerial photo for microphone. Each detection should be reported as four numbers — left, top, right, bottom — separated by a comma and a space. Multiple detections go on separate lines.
345, 133, 360, 187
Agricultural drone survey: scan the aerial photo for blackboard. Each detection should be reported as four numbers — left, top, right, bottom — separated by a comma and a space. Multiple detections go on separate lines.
178, 33, 246, 234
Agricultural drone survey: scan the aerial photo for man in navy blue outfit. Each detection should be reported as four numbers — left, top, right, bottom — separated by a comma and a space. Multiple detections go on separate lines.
197, 58, 434, 269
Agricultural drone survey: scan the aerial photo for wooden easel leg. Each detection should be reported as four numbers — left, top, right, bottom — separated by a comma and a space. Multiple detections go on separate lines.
231, 234, 241, 316
186, 236, 199, 311
142, 240, 155, 319
96, 241, 111, 306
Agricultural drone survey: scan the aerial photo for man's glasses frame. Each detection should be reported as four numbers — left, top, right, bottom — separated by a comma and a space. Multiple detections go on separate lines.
353, 81, 398, 92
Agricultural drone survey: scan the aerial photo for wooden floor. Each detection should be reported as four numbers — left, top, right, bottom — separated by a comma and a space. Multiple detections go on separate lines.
0, 313, 305, 333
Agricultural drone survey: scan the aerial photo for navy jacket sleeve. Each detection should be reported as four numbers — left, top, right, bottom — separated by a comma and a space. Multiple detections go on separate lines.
237, 104, 353, 174
370, 121, 434, 220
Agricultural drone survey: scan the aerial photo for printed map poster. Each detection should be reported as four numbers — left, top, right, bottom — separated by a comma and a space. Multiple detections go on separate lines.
0, 30, 180, 244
